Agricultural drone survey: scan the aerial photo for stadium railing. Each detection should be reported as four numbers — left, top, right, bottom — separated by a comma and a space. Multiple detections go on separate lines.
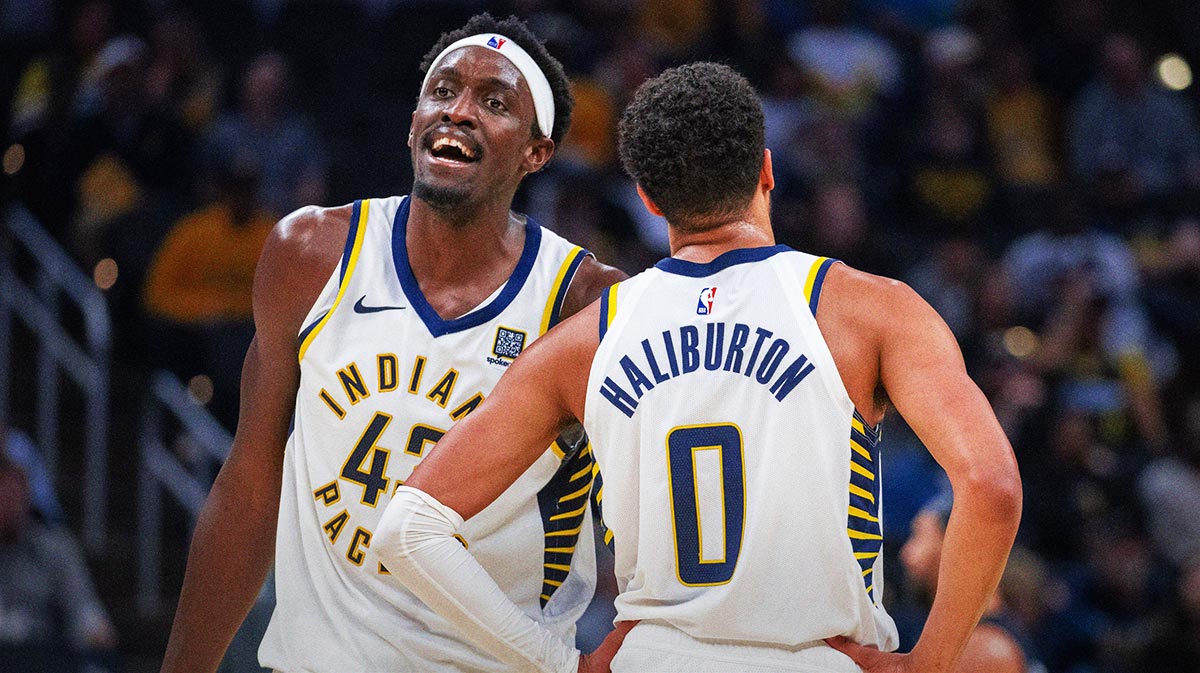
0, 205, 111, 550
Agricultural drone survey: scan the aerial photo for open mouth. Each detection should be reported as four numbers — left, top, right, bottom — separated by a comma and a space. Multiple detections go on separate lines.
428, 135, 481, 164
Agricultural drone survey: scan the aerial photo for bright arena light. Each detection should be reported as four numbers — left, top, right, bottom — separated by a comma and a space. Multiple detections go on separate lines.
3, 144, 25, 175
93, 258, 119, 290
1003, 326, 1039, 359
1156, 53, 1193, 91
188, 375, 215, 405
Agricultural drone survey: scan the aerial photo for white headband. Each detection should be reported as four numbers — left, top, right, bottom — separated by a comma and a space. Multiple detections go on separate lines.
420, 33, 555, 138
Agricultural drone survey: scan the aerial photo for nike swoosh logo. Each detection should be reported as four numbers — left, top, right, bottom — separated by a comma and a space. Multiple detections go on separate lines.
353, 295, 407, 314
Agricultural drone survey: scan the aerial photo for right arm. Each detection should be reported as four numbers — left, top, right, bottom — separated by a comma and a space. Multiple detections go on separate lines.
827, 273, 1023, 673
160, 205, 349, 673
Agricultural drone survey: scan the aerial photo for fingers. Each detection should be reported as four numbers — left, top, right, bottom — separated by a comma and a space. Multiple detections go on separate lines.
825, 636, 877, 665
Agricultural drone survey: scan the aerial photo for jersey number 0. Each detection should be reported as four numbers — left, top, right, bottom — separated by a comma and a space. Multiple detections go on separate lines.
666, 423, 745, 586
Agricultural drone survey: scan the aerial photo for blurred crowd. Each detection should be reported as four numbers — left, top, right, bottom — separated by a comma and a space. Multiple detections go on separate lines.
2, 0, 1200, 671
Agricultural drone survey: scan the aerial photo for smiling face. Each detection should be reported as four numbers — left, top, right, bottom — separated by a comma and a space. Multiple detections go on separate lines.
409, 46, 554, 213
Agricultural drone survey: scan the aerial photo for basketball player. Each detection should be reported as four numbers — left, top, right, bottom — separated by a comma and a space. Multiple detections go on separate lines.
373, 62, 1023, 673
160, 14, 627, 673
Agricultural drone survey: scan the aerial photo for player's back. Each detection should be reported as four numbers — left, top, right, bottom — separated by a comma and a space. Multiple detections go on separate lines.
583, 245, 899, 660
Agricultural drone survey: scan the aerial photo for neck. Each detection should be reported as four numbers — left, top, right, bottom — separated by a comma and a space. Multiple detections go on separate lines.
406, 193, 525, 284
668, 198, 775, 263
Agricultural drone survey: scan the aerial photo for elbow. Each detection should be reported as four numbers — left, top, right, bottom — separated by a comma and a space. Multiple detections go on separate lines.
374, 499, 415, 568
958, 460, 1024, 532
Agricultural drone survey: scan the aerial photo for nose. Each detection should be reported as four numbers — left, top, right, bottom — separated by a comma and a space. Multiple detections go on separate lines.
441, 91, 478, 129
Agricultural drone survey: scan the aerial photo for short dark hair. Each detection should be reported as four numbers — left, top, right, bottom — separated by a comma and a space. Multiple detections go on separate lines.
618, 62, 765, 229
420, 13, 574, 144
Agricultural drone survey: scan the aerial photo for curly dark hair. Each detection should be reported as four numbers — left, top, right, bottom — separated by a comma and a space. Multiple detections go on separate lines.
618, 62, 765, 229
420, 13, 574, 144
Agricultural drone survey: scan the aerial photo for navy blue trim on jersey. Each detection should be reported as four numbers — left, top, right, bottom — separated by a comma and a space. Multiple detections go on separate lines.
598, 286, 612, 341
546, 248, 590, 331
297, 310, 328, 346
654, 244, 791, 277
808, 257, 838, 315
340, 200, 363, 284
392, 196, 543, 337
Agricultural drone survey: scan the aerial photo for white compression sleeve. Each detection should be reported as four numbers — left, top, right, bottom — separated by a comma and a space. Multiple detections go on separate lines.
376, 486, 580, 673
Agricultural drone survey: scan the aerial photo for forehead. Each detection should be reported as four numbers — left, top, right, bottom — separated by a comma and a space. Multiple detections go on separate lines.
431, 46, 530, 97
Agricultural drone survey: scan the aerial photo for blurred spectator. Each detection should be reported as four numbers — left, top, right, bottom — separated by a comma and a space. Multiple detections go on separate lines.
787, 0, 902, 121
0, 451, 116, 669
144, 9, 222, 133
635, 0, 713, 59
985, 42, 1059, 196
1068, 33, 1200, 217
1138, 398, 1200, 567
1004, 192, 1172, 449
1141, 556, 1200, 671
908, 238, 986, 338
903, 90, 996, 241
203, 52, 328, 217
1139, 216, 1200, 407
142, 159, 274, 427
9, 0, 112, 137
792, 180, 900, 277
897, 493, 1039, 672
8, 0, 117, 237
68, 34, 195, 257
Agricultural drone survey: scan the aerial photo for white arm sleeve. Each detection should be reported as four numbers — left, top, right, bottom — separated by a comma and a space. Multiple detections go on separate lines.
376, 486, 581, 673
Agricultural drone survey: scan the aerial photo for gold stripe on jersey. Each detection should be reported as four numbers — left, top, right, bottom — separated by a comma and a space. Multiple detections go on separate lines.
846, 410, 883, 603
537, 439, 595, 607
802, 256, 830, 304
299, 199, 371, 362
540, 246, 589, 335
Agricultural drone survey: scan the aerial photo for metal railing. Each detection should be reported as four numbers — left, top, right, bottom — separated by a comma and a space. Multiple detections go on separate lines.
0, 205, 111, 550
137, 369, 233, 617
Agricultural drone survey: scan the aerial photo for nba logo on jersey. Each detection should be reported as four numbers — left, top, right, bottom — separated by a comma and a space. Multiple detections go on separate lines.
696, 287, 717, 315
487, 35, 506, 49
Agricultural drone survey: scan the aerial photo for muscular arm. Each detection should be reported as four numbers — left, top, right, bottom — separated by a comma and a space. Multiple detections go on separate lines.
373, 304, 601, 672
160, 206, 349, 673
826, 270, 1022, 673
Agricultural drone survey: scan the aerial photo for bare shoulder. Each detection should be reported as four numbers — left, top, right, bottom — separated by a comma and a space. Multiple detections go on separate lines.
955, 623, 1026, 673
819, 262, 925, 326
559, 255, 627, 321
253, 203, 354, 340
813, 262, 944, 422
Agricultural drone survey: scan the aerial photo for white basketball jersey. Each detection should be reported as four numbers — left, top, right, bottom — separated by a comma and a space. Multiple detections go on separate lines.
261, 195, 598, 672
583, 246, 899, 652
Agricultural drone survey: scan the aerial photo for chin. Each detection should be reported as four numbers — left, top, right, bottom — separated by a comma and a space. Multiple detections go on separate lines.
413, 179, 473, 210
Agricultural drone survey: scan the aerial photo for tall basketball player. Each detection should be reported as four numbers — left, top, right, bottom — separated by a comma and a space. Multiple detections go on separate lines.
373, 62, 1023, 673
160, 14, 628, 673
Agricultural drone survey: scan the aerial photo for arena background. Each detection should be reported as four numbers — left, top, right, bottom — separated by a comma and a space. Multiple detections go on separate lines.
2, 0, 1200, 671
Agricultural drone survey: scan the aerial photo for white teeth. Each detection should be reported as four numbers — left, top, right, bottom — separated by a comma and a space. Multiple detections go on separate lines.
432, 137, 475, 159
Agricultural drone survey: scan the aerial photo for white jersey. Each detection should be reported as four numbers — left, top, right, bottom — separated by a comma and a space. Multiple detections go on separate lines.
261, 195, 597, 672
583, 246, 899, 653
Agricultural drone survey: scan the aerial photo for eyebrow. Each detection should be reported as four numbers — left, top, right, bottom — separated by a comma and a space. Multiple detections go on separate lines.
430, 67, 521, 95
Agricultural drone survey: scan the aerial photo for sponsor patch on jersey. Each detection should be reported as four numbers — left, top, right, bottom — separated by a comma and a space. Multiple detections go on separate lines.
493, 326, 527, 359
696, 287, 717, 315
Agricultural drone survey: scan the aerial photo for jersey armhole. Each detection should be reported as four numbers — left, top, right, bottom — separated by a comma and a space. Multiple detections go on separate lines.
297, 199, 370, 362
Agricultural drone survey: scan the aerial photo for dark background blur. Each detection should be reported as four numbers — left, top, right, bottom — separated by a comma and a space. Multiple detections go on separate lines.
2, 0, 1200, 671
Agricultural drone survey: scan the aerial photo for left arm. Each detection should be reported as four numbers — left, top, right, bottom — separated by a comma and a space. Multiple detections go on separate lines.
374, 304, 603, 673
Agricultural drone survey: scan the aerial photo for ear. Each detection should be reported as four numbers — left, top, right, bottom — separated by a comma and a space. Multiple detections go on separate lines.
760, 148, 775, 193
407, 111, 416, 149
522, 136, 556, 174
635, 184, 664, 217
